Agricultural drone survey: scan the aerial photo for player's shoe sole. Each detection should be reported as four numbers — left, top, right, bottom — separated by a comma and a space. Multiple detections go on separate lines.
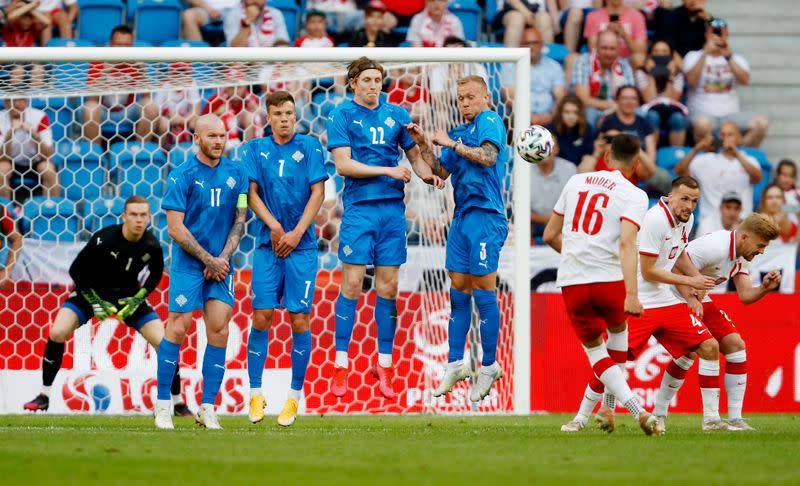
433, 364, 470, 397
331, 367, 349, 398
249, 395, 266, 424
560, 420, 586, 433
277, 398, 299, 427
371, 364, 397, 399
23, 394, 49, 412
595, 406, 615, 433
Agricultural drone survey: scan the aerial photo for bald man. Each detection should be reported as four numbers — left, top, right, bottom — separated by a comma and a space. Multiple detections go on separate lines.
154, 114, 249, 430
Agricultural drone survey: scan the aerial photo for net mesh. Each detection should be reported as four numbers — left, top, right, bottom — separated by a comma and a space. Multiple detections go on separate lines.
0, 58, 517, 414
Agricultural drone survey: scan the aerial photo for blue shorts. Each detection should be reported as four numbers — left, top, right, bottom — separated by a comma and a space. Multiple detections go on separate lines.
62, 293, 157, 331
338, 199, 406, 267
446, 209, 508, 276
252, 246, 317, 314
168, 269, 235, 313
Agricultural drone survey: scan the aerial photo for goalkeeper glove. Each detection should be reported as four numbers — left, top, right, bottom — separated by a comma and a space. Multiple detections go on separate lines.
117, 288, 148, 321
81, 289, 118, 320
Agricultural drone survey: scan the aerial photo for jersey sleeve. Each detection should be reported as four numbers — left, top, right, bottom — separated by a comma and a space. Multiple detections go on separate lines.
162, 170, 188, 212
69, 232, 103, 290
685, 234, 715, 271
440, 144, 456, 174
620, 189, 648, 229
477, 113, 505, 151
638, 211, 665, 256
396, 107, 416, 151
736, 258, 751, 276
307, 137, 330, 185
326, 107, 350, 151
143, 237, 165, 295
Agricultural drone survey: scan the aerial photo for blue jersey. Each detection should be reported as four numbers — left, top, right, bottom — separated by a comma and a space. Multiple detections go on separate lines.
440, 110, 508, 217
326, 99, 416, 206
163, 155, 248, 274
240, 134, 329, 251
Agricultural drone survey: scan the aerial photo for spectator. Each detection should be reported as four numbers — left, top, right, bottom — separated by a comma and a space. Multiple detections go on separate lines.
548, 94, 595, 166
684, 17, 769, 148
579, 129, 656, 188
557, 0, 600, 52
584, 0, 646, 60
597, 85, 656, 176
82, 25, 150, 145
349, 1, 395, 47
36, 0, 77, 40
0, 202, 21, 288
406, 0, 463, 47
503, 27, 566, 126
381, 0, 424, 33
230, 0, 289, 47
530, 142, 576, 237
202, 67, 262, 150
675, 121, 763, 235
0, 98, 59, 201
2, 0, 50, 46
387, 66, 429, 122
429, 36, 488, 93
492, 0, 557, 47
637, 39, 688, 146
182, 0, 241, 45
719, 190, 743, 231
654, 0, 709, 57
307, 0, 363, 37
295, 10, 335, 47
759, 184, 798, 243
570, 29, 635, 127
143, 63, 201, 150
774, 159, 799, 223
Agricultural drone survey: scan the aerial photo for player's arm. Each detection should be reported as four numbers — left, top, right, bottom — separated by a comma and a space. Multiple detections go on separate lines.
433, 133, 499, 168
404, 122, 450, 180
117, 241, 165, 321
166, 209, 229, 279
542, 212, 563, 253
218, 196, 248, 262
619, 220, 643, 316
273, 180, 326, 258
331, 146, 410, 181
69, 235, 118, 319
641, 251, 716, 290
733, 269, 780, 304
248, 181, 287, 254
404, 145, 446, 189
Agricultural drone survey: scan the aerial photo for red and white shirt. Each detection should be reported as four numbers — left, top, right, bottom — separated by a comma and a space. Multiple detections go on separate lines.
294, 35, 335, 48
87, 62, 142, 109
678, 230, 750, 301
307, 0, 357, 13
245, 6, 290, 48
0, 107, 53, 147
553, 169, 648, 287
154, 84, 201, 118
637, 197, 693, 309
406, 10, 464, 47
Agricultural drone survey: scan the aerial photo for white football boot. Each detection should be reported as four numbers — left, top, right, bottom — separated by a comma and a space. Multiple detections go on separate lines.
154, 402, 174, 430
195, 404, 222, 430
433, 362, 470, 397
560, 419, 586, 433
469, 362, 503, 402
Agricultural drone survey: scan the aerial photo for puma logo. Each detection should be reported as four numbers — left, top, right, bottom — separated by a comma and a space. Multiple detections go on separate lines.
353, 120, 363, 127
336, 314, 349, 321
164, 359, 177, 366
248, 350, 261, 356
293, 349, 306, 356
43, 357, 54, 365
260, 152, 270, 160
213, 364, 225, 369
110, 251, 119, 259
300, 300, 309, 306
194, 180, 205, 189
478, 261, 488, 268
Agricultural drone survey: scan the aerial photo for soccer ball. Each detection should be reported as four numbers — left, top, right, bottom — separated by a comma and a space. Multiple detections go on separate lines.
516, 125, 554, 164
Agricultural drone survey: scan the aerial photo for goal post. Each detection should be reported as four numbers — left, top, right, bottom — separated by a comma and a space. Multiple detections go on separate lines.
0, 47, 531, 415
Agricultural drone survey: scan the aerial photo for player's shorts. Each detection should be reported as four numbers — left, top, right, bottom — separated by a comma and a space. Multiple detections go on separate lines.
627, 303, 714, 360
446, 208, 508, 276
339, 199, 406, 267
62, 292, 157, 331
702, 300, 739, 340
561, 280, 627, 343
252, 245, 317, 314
168, 269, 235, 313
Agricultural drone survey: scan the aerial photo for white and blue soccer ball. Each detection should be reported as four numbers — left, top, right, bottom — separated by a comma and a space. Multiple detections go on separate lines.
516, 125, 554, 164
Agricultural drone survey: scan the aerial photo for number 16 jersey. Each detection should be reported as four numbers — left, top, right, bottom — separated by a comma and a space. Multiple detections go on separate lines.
552, 169, 648, 287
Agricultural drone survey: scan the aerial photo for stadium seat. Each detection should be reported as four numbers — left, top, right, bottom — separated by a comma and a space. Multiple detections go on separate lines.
160, 39, 210, 48
77, 0, 126, 45
108, 141, 167, 199
450, 2, 481, 42
134, 0, 182, 45
21, 197, 80, 241
543, 43, 570, 65
54, 140, 107, 202
83, 197, 126, 233
47, 38, 95, 48
656, 146, 691, 174
270, 0, 300, 42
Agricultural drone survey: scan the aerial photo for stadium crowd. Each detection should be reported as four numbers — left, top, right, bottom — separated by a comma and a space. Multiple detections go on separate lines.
0, 0, 797, 289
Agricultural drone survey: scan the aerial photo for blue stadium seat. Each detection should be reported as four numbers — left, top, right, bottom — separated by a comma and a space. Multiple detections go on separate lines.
22, 197, 80, 241
160, 39, 210, 48
543, 43, 570, 65
270, 0, 300, 42
55, 140, 107, 202
77, 0, 126, 45
47, 38, 94, 48
450, 2, 481, 42
656, 146, 691, 174
108, 141, 167, 199
134, 0, 182, 45
84, 197, 126, 233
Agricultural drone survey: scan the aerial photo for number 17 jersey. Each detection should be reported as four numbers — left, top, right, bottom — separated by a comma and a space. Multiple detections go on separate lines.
553, 169, 648, 287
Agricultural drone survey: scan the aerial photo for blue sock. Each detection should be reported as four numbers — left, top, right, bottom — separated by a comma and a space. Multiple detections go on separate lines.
290, 331, 312, 391
201, 344, 227, 405
474, 289, 500, 366
375, 296, 397, 355
156, 338, 180, 401
247, 327, 269, 390
334, 294, 357, 352
448, 288, 472, 362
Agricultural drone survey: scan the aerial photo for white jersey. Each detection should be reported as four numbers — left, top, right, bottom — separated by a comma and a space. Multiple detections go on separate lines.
553, 170, 649, 287
637, 198, 693, 309
674, 230, 750, 303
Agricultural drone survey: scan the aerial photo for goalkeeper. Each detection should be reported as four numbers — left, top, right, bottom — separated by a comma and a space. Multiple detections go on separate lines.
23, 196, 191, 417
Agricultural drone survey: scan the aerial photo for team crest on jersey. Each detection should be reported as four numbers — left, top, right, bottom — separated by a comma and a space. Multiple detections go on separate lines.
343, 245, 353, 257
384, 116, 395, 128
226, 177, 236, 189
175, 294, 188, 307
292, 150, 304, 162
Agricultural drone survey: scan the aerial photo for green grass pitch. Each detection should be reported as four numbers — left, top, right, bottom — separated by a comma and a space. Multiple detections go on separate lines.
2, 414, 799, 485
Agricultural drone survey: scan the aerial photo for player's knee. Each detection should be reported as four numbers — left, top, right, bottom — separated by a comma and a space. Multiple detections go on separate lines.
340, 274, 363, 299
289, 313, 310, 333
568, 8, 583, 23
697, 338, 719, 360
48, 325, 72, 344
722, 334, 746, 354
376, 279, 398, 299
252, 310, 274, 331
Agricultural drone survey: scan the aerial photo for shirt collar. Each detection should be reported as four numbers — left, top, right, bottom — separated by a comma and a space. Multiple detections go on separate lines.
729, 230, 736, 261
658, 197, 676, 228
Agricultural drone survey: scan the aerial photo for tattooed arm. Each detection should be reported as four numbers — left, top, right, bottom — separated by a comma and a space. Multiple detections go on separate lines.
219, 206, 247, 261
404, 123, 450, 180
432, 130, 499, 167
166, 209, 229, 281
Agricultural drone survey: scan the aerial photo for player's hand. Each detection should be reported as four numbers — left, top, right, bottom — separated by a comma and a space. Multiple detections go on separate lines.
687, 274, 718, 291
432, 130, 454, 148
270, 225, 286, 253
117, 288, 148, 321
624, 294, 643, 317
422, 174, 445, 189
687, 297, 704, 319
275, 229, 302, 258
386, 166, 412, 183
207, 6, 222, 19
761, 269, 781, 291
404, 123, 429, 145
204, 257, 229, 281
81, 289, 118, 320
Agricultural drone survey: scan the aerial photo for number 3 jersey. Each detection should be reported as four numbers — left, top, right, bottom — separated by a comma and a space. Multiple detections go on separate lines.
553, 169, 648, 287
163, 155, 248, 274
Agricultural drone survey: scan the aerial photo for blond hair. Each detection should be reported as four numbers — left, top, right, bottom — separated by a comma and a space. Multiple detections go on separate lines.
457, 75, 488, 93
739, 213, 780, 241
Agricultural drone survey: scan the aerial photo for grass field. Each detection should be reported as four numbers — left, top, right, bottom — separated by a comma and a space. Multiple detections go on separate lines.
1, 414, 799, 485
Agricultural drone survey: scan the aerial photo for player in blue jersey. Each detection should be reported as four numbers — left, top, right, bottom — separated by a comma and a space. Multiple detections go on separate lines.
406, 75, 509, 403
239, 91, 328, 427
154, 114, 248, 430
326, 57, 445, 399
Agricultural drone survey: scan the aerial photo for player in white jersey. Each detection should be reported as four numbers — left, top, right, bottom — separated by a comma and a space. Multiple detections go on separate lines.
654, 213, 781, 431
544, 134, 659, 436
561, 177, 728, 433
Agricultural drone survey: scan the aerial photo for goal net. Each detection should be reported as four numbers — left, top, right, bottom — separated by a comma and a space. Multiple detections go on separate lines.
0, 48, 531, 415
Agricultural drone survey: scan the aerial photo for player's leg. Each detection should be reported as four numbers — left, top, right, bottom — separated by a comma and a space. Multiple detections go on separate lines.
720, 332, 751, 429
23, 305, 82, 411
652, 353, 696, 425
371, 264, 400, 399
137, 317, 192, 417
196, 295, 234, 430
277, 312, 311, 427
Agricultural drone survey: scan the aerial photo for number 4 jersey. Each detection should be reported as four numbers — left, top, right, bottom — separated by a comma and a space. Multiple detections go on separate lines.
553, 169, 648, 287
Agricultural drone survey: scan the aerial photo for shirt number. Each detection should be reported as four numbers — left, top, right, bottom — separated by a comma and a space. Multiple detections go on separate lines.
370, 127, 385, 145
278, 159, 285, 177
571, 191, 610, 235
125, 257, 132, 271
210, 188, 222, 207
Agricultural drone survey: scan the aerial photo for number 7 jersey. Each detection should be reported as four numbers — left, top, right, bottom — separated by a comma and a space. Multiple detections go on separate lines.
552, 169, 648, 287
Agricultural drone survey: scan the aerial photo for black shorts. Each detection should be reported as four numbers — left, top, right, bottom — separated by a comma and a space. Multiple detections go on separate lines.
62, 292, 159, 331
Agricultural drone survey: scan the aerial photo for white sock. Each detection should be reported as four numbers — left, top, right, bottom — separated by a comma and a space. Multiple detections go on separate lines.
202, 403, 215, 412
724, 350, 747, 420
574, 385, 602, 424
378, 353, 392, 368
699, 358, 721, 421
653, 355, 694, 417
335, 350, 348, 368
251, 387, 262, 397
157, 399, 171, 409
171, 394, 181, 405
584, 343, 637, 416
288, 388, 302, 401
41, 386, 51, 397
